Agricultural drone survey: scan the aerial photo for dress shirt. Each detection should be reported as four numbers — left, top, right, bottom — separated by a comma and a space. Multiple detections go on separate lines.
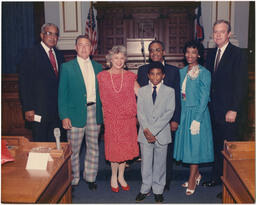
77, 56, 96, 103
41, 41, 58, 71
149, 80, 163, 94
215, 41, 229, 65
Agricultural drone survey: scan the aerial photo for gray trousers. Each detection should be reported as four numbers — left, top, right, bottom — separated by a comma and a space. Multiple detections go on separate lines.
139, 141, 168, 194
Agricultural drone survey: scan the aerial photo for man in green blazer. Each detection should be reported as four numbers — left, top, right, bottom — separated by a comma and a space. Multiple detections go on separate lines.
58, 35, 103, 190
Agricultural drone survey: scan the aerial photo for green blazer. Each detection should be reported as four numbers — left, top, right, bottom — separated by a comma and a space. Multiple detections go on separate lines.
58, 58, 103, 127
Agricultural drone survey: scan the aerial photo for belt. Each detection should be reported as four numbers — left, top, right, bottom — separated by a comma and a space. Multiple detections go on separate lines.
87, 102, 95, 106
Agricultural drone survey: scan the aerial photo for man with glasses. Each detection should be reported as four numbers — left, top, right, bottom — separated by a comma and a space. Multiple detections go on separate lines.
137, 40, 181, 191
19, 23, 66, 142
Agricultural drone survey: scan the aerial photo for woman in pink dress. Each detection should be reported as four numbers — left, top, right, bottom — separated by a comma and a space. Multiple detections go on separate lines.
97, 45, 140, 193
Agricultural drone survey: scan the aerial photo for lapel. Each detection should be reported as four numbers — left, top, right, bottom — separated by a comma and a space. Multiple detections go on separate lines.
210, 48, 218, 74
214, 43, 232, 74
38, 44, 58, 79
53, 48, 63, 68
73, 58, 86, 93
154, 84, 163, 107
91, 60, 99, 91
180, 66, 188, 82
145, 85, 154, 107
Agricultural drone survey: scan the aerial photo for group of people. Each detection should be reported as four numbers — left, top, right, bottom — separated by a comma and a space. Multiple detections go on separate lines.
18, 19, 247, 203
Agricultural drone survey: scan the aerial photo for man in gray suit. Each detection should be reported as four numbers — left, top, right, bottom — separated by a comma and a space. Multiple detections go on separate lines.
136, 62, 175, 203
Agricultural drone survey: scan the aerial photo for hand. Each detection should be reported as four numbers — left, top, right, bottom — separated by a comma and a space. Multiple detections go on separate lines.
62, 118, 72, 130
134, 81, 140, 96
190, 120, 200, 135
170, 121, 179, 131
225, 111, 237, 123
147, 136, 156, 143
25, 110, 35, 122
143, 128, 156, 143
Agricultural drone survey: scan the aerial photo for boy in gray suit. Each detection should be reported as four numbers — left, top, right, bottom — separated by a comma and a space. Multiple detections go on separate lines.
136, 62, 175, 203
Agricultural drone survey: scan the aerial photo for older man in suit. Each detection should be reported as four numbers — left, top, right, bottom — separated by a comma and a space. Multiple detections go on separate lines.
58, 35, 103, 190
203, 20, 248, 190
137, 40, 181, 191
19, 23, 65, 142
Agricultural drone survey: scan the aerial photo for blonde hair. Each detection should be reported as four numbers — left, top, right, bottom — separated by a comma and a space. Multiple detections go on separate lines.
106, 45, 127, 67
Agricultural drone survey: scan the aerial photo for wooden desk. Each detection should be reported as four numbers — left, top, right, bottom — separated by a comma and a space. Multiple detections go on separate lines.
1, 136, 72, 203
222, 140, 255, 203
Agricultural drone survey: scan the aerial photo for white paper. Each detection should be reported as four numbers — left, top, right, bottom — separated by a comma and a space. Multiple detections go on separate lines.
26, 170, 50, 177
34, 114, 42, 122
26, 152, 50, 170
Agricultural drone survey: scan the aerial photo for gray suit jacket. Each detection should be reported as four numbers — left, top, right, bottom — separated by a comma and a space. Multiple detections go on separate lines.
137, 83, 175, 145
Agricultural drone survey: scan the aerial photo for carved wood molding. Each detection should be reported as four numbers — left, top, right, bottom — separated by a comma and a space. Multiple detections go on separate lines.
93, 2, 200, 9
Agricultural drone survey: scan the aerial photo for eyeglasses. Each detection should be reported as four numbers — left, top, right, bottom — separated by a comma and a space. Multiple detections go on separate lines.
149, 48, 163, 53
44, 31, 59, 37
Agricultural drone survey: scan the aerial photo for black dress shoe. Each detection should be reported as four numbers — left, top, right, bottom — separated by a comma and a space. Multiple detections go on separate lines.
136, 192, 147, 202
87, 182, 97, 191
216, 192, 222, 199
154, 194, 164, 203
202, 180, 221, 187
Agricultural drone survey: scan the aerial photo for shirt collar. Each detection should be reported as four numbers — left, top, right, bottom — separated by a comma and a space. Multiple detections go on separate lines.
149, 80, 163, 89
218, 41, 229, 53
41, 41, 52, 53
77, 55, 91, 64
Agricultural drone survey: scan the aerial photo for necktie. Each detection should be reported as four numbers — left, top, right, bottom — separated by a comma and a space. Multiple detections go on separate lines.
214, 48, 221, 72
49, 49, 58, 77
152, 86, 157, 104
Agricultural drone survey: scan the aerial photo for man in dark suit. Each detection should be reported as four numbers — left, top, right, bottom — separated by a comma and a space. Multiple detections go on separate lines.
19, 23, 65, 142
137, 40, 181, 191
203, 20, 247, 188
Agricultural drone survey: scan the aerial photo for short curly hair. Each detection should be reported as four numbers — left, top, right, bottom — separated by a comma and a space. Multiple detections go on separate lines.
105, 45, 127, 67
183, 40, 204, 65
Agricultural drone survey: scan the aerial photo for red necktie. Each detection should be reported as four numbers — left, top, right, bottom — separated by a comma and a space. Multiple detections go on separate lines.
49, 49, 58, 77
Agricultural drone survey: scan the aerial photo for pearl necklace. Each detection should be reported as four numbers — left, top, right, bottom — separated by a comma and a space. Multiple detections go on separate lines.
110, 69, 124, 93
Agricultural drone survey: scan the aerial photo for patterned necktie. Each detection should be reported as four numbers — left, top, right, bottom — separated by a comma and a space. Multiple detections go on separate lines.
152, 86, 157, 104
49, 49, 58, 77
214, 48, 221, 72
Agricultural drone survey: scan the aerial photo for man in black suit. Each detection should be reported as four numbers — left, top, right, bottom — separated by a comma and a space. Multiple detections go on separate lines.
137, 40, 181, 191
203, 20, 247, 188
19, 23, 66, 142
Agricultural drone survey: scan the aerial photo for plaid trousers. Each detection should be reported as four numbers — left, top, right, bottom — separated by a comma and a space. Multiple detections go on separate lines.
67, 104, 101, 182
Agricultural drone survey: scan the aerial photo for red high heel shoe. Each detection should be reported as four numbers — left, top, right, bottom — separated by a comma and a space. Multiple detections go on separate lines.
111, 186, 119, 192
120, 184, 130, 191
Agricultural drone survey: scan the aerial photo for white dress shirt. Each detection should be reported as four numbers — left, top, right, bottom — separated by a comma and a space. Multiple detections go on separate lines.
41, 41, 58, 71
215, 41, 229, 66
77, 56, 96, 103
149, 80, 163, 94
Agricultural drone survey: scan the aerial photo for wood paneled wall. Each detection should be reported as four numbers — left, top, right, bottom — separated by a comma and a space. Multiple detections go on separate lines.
94, 2, 199, 55
2, 74, 32, 140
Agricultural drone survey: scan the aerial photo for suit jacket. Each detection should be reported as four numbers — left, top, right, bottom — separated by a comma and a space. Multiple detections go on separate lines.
137, 63, 181, 124
18, 44, 65, 121
180, 65, 211, 122
206, 42, 248, 123
137, 84, 175, 145
58, 58, 103, 127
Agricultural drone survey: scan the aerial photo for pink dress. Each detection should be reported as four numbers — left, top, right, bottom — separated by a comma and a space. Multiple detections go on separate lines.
97, 70, 139, 162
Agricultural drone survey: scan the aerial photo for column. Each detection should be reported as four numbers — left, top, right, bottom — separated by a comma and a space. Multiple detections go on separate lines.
57, 2, 82, 50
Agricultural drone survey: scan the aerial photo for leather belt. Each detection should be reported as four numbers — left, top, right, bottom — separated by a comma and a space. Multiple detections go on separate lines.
87, 102, 95, 106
